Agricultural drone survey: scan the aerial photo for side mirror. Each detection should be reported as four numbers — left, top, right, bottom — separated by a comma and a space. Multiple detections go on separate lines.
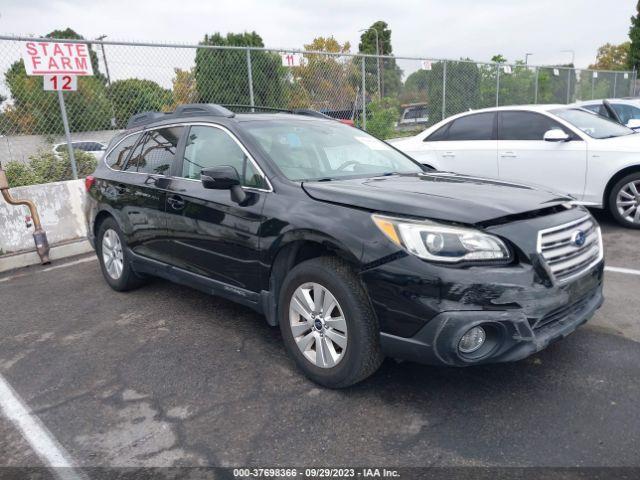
627, 118, 640, 130
201, 165, 246, 204
543, 129, 570, 142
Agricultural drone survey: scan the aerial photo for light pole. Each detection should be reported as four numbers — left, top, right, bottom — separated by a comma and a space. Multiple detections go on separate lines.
359, 28, 381, 99
96, 35, 116, 127
96, 35, 112, 86
561, 50, 575, 103
525, 53, 533, 66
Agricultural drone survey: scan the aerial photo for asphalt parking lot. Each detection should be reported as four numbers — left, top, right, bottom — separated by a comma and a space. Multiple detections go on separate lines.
0, 210, 638, 470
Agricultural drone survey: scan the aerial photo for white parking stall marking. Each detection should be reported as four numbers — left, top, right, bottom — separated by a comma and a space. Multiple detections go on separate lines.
0, 374, 85, 480
0, 256, 96, 284
605, 266, 640, 276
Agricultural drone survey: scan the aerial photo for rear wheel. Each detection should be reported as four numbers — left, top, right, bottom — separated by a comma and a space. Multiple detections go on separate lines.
96, 217, 147, 291
279, 257, 383, 388
608, 172, 640, 229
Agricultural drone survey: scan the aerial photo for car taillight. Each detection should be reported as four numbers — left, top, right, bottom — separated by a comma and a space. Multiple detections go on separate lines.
85, 175, 95, 192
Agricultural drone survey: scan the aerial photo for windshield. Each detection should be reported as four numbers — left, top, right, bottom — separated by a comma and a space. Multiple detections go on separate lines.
552, 108, 635, 139
242, 120, 423, 181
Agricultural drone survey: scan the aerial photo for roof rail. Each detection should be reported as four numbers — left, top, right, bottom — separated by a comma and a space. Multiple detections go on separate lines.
125, 103, 235, 129
174, 103, 235, 118
126, 111, 167, 129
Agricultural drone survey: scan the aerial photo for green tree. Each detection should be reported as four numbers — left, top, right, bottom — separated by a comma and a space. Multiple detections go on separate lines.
108, 79, 172, 128
400, 69, 429, 104
629, 2, 640, 70
358, 21, 402, 98
194, 32, 284, 107
286, 37, 358, 111
427, 60, 481, 121
590, 42, 630, 70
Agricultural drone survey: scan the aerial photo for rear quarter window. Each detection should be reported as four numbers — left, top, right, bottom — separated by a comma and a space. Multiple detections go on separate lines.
104, 134, 142, 170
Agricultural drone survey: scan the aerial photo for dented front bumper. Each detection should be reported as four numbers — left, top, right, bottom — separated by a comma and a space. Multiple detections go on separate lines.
360, 220, 605, 366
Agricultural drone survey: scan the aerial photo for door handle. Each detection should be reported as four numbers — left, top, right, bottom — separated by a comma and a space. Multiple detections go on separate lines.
500, 152, 517, 158
167, 195, 186, 210
441, 151, 456, 158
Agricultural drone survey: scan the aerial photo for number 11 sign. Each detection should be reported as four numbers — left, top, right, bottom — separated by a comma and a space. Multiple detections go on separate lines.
43, 74, 78, 91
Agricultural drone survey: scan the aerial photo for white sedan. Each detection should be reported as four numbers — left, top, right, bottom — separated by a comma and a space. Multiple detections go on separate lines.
390, 105, 640, 228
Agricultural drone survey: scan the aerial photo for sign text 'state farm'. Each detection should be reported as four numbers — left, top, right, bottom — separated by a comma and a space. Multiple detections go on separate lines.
22, 41, 94, 76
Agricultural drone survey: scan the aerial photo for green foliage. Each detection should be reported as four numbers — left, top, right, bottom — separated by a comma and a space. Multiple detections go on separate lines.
195, 32, 284, 107
365, 97, 400, 139
358, 21, 402, 98
427, 61, 481, 120
590, 42, 630, 70
401, 70, 429, 103
629, 2, 640, 70
108, 78, 172, 128
4, 149, 97, 187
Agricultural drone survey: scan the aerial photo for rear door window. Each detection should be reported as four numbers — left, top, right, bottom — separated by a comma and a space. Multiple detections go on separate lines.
105, 134, 141, 170
446, 113, 496, 141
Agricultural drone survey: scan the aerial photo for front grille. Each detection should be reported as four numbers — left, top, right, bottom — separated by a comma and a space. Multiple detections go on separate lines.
537, 216, 603, 283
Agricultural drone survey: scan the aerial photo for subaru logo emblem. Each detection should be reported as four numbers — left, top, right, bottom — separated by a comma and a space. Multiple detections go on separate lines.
571, 230, 586, 247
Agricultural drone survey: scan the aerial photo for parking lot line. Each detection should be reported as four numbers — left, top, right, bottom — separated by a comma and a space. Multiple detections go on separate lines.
0, 374, 84, 480
605, 266, 640, 276
0, 256, 96, 284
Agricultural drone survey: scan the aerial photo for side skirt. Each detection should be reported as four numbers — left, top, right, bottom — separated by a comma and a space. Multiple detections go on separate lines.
127, 248, 270, 315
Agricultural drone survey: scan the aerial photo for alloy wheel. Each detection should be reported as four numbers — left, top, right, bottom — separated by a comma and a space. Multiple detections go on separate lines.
616, 180, 640, 224
289, 282, 348, 368
102, 228, 124, 280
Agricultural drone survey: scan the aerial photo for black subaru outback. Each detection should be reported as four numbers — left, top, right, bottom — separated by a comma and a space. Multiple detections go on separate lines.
86, 104, 604, 388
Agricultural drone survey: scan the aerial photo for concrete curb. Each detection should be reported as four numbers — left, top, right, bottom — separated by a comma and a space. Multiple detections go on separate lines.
0, 238, 93, 273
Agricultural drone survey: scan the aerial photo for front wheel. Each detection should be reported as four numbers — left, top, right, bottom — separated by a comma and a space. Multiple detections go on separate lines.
279, 257, 383, 388
608, 172, 640, 229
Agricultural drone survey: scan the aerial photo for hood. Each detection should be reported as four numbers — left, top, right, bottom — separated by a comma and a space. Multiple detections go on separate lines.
302, 172, 572, 225
592, 132, 640, 151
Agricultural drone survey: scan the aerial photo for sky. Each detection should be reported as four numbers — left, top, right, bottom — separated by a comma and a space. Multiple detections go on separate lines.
0, 0, 634, 68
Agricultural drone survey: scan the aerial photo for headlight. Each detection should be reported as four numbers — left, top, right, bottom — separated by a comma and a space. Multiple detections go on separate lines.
372, 214, 510, 263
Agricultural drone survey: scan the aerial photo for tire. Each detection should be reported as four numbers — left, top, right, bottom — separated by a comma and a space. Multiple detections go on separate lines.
278, 256, 383, 388
96, 217, 147, 291
608, 172, 640, 229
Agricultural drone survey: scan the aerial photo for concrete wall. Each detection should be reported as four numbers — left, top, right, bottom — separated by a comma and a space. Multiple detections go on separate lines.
0, 179, 87, 255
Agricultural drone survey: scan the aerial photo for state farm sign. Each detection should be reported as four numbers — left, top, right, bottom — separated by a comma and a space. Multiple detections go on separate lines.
22, 41, 94, 76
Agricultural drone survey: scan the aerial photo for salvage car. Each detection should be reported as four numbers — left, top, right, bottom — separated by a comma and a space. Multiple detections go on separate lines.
85, 104, 605, 387
389, 105, 640, 228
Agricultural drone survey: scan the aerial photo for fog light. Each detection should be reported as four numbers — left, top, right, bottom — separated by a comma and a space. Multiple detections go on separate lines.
458, 326, 486, 354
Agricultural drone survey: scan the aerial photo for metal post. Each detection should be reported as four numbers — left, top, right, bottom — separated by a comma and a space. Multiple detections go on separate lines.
57, 90, 78, 180
246, 49, 255, 112
374, 29, 381, 99
566, 69, 571, 103
361, 56, 366, 130
633, 67, 637, 96
613, 72, 617, 98
441, 60, 447, 120
534, 67, 539, 104
495, 63, 500, 107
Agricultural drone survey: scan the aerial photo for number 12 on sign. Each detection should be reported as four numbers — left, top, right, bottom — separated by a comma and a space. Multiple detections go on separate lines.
43, 74, 77, 91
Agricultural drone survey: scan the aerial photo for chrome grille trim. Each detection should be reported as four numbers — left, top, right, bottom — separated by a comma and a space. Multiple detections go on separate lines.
537, 216, 603, 284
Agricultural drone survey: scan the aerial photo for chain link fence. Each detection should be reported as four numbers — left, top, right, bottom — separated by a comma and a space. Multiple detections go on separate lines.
0, 35, 636, 175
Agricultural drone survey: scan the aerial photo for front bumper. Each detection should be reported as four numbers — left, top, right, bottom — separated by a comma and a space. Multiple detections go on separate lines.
360, 207, 605, 366
378, 280, 603, 366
